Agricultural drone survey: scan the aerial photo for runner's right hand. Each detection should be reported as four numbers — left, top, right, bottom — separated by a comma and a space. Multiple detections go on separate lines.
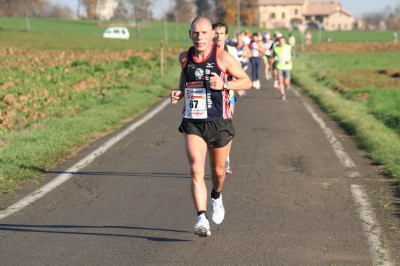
170, 90, 183, 104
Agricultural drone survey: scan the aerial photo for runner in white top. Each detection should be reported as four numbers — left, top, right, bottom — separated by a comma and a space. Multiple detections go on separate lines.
262, 33, 274, 81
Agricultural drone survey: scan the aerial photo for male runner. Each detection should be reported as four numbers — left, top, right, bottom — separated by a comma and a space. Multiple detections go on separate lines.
170, 17, 251, 237
212, 21, 244, 174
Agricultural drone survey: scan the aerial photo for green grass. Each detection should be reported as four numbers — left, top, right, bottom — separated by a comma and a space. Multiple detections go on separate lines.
301, 51, 400, 135
0, 17, 187, 194
0, 17, 394, 51
292, 51, 400, 179
0, 58, 181, 193
0, 18, 192, 50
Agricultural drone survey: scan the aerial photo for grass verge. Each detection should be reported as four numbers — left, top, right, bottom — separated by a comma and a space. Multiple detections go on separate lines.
292, 59, 400, 180
0, 63, 180, 194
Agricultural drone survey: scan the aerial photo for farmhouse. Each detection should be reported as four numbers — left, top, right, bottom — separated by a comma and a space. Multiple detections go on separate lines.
257, 0, 355, 31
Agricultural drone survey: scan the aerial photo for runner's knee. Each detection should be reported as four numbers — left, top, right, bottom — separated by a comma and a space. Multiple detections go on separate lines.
190, 162, 205, 177
211, 165, 225, 178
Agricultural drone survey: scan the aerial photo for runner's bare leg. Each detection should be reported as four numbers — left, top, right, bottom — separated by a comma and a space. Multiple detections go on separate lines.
279, 75, 285, 96
209, 144, 230, 192
184, 134, 208, 212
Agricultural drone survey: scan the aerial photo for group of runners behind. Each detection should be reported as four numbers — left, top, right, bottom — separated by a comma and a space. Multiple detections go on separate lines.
170, 17, 296, 237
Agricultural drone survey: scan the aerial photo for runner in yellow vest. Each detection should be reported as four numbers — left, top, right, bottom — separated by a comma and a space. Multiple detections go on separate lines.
272, 36, 295, 100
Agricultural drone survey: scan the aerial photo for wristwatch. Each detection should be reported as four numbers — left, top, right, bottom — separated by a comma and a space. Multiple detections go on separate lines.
223, 81, 229, 89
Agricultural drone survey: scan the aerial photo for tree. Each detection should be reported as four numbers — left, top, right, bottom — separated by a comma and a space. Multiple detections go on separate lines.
213, 0, 256, 26
48, 4, 73, 18
195, 0, 214, 20
0, 0, 46, 19
362, 1, 400, 30
125, 0, 152, 38
173, 0, 196, 23
82, 0, 97, 19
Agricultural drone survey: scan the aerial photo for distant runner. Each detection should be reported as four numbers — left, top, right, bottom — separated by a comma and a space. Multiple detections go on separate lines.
272, 32, 283, 89
262, 33, 274, 81
236, 31, 251, 72
272, 36, 295, 100
249, 32, 264, 89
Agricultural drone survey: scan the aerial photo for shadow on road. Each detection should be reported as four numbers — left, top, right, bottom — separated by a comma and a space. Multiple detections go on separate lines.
42, 171, 212, 180
0, 224, 192, 242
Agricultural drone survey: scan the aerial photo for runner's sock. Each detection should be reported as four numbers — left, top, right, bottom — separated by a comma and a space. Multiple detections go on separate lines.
211, 189, 221, 199
197, 211, 208, 219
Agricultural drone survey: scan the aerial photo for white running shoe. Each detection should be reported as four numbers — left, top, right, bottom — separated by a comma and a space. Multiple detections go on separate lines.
225, 160, 232, 174
255, 80, 261, 89
274, 80, 278, 89
210, 192, 225, 224
193, 214, 211, 237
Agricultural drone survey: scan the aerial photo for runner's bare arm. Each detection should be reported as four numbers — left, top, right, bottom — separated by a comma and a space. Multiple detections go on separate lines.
210, 51, 251, 91
170, 52, 187, 104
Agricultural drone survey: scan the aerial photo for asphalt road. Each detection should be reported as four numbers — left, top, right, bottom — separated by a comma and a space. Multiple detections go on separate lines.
0, 74, 399, 265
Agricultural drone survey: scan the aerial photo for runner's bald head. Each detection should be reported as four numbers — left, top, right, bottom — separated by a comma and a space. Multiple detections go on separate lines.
190, 17, 212, 33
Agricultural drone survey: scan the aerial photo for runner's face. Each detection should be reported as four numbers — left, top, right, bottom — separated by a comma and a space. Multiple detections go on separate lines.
213, 27, 227, 48
190, 20, 214, 52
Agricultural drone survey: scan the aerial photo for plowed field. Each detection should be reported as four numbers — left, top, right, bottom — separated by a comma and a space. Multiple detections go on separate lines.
0, 49, 165, 130
306, 42, 400, 53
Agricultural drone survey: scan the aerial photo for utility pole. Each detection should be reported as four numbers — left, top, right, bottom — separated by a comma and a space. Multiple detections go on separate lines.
237, 0, 240, 33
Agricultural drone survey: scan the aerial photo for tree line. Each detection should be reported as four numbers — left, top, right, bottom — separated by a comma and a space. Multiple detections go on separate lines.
362, 2, 400, 30
0, 0, 258, 26
169, 0, 257, 27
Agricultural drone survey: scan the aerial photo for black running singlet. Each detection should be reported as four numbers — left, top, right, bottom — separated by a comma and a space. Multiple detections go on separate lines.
182, 44, 231, 122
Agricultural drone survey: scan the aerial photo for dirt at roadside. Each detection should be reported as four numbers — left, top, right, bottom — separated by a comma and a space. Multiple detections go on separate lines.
306, 42, 400, 53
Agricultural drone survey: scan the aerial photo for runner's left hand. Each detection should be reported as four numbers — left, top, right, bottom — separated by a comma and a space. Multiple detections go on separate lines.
210, 72, 223, 90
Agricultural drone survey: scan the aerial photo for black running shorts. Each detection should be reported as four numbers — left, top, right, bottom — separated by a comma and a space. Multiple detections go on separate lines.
179, 119, 235, 148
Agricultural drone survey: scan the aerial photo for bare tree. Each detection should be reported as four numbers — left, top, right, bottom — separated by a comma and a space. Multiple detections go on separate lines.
49, 4, 73, 18
213, 0, 256, 26
362, 1, 400, 30
82, 0, 98, 19
195, 0, 214, 19
125, 0, 151, 38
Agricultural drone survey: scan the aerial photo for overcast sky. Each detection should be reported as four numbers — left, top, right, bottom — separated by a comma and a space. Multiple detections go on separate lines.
52, 0, 398, 19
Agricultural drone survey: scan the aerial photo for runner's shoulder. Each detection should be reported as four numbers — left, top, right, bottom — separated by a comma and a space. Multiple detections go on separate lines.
179, 50, 189, 66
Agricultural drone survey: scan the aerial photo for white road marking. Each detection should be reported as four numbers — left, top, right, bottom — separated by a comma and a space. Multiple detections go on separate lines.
0, 99, 171, 220
351, 184, 391, 265
292, 89, 356, 169
292, 88, 392, 265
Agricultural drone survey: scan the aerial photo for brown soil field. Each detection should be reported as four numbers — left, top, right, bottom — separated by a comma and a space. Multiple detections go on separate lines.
0, 49, 155, 71
306, 42, 400, 53
335, 69, 400, 90
0, 48, 167, 130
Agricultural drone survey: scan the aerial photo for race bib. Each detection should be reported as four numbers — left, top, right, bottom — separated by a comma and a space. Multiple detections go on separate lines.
279, 56, 289, 65
184, 82, 207, 119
